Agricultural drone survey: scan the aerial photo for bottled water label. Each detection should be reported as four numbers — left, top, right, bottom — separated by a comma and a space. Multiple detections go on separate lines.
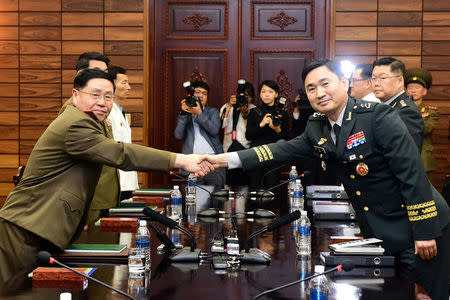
299, 225, 311, 235
293, 190, 303, 198
172, 197, 182, 205
309, 289, 328, 300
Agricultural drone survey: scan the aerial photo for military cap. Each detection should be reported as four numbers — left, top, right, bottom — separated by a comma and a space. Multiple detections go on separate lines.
404, 68, 432, 89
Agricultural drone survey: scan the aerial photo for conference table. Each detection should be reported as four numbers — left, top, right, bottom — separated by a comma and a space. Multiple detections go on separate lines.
0, 185, 415, 299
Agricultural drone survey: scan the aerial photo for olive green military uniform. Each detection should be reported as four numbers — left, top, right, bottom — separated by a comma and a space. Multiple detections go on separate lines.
417, 103, 440, 181
237, 97, 449, 299
404, 68, 440, 183
60, 98, 120, 224
0, 104, 176, 282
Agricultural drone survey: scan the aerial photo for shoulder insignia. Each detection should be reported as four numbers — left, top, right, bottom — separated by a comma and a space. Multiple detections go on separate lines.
312, 112, 325, 118
400, 99, 407, 107
421, 107, 426, 113
353, 99, 375, 113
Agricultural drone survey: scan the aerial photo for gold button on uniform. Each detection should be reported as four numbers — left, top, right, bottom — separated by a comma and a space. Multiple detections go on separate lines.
356, 191, 361, 196
364, 206, 369, 211
401, 204, 405, 208
353, 105, 357, 109
350, 174, 355, 179
320, 154, 323, 158
359, 155, 364, 159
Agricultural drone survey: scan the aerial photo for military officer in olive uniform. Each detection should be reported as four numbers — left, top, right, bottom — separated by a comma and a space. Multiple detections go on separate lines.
59, 51, 120, 225
204, 59, 449, 300
0, 69, 211, 283
405, 68, 440, 183
372, 57, 424, 151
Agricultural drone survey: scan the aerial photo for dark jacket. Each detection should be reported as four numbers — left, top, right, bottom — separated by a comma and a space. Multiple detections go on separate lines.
238, 97, 449, 255
246, 103, 289, 147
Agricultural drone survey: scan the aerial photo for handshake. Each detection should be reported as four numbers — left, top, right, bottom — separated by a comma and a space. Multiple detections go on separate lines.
173, 153, 229, 177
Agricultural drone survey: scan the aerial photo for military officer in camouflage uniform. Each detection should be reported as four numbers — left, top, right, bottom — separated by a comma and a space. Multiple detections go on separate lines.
203, 58, 449, 300
405, 68, 440, 183
372, 57, 424, 151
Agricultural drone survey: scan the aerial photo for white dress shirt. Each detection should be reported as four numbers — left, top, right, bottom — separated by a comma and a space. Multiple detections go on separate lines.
107, 102, 139, 191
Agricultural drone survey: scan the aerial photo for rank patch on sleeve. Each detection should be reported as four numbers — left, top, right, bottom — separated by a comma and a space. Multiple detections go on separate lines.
253, 147, 263, 162
346, 131, 366, 150
407, 200, 438, 221
263, 145, 274, 160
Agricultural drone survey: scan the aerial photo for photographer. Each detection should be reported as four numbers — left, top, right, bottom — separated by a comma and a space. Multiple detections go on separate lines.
220, 80, 256, 185
246, 80, 289, 189
174, 81, 226, 187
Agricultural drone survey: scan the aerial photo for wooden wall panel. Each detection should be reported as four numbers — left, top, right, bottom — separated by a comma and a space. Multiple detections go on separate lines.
0, 0, 145, 202
334, 0, 450, 191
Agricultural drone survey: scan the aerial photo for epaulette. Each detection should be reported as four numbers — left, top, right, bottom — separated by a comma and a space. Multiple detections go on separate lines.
351, 99, 376, 113
425, 105, 437, 110
308, 112, 326, 121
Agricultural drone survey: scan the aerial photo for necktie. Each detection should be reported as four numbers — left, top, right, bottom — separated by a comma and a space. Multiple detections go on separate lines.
333, 124, 341, 145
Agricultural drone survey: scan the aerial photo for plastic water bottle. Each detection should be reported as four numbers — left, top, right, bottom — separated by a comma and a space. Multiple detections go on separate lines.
296, 210, 311, 255
296, 255, 311, 299
186, 174, 197, 203
288, 166, 298, 196
307, 265, 329, 300
187, 174, 197, 194
170, 185, 182, 220
136, 220, 151, 270
292, 179, 304, 211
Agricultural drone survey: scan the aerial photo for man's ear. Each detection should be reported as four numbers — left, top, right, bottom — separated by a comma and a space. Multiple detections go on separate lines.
341, 76, 349, 91
71, 88, 78, 105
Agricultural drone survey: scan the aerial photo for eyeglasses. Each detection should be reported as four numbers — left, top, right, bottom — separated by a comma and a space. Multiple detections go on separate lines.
77, 89, 114, 102
370, 75, 401, 84
194, 89, 208, 96
349, 78, 369, 84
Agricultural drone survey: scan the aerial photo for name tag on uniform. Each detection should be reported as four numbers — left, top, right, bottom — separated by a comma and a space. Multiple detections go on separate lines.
346, 131, 366, 150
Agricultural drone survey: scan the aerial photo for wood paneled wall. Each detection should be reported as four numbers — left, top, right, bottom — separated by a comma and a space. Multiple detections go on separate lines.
0, 0, 145, 206
334, 0, 450, 190
0, 0, 448, 207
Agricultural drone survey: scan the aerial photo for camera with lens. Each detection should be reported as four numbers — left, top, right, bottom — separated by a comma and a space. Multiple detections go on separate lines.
235, 79, 248, 109
292, 89, 309, 109
270, 96, 287, 127
183, 81, 201, 108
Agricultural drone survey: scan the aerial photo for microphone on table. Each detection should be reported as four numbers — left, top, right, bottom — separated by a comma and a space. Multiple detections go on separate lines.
253, 260, 355, 299
248, 171, 311, 218
142, 207, 200, 262
147, 222, 177, 254
241, 210, 301, 264
37, 251, 134, 300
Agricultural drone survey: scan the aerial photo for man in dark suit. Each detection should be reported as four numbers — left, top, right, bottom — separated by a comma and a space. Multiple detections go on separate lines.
372, 57, 424, 150
0, 69, 211, 283
175, 81, 226, 187
203, 58, 449, 300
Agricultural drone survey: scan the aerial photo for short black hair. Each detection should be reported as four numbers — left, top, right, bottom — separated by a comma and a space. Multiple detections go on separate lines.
192, 81, 209, 92
75, 52, 110, 72
108, 66, 127, 81
353, 63, 373, 79
258, 80, 279, 94
302, 58, 344, 82
372, 57, 405, 76
74, 68, 115, 91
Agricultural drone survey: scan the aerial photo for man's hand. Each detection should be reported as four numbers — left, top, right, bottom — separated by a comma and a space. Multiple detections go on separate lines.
199, 154, 229, 168
239, 104, 249, 117
174, 154, 215, 177
414, 239, 437, 260
190, 101, 202, 115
